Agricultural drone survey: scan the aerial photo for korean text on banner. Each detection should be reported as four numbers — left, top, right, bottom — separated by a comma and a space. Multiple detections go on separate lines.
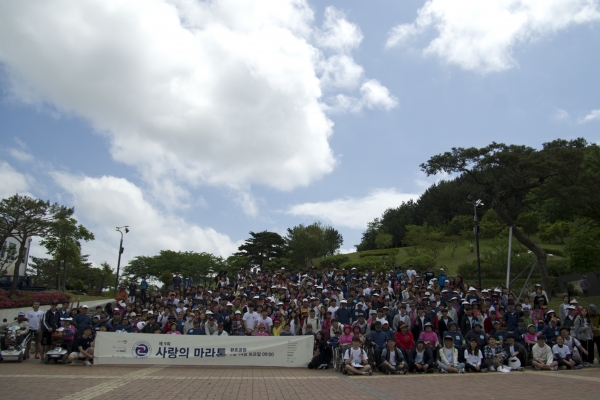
94, 332, 313, 367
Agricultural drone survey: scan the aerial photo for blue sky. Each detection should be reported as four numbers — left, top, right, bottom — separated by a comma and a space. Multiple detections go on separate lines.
1, 0, 599, 269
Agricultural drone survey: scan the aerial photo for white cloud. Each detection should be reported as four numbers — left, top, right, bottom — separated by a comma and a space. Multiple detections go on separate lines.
325, 80, 399, 114
0, 1, 332, 195
315, 6, 364, 53
0, 161, 33, 198
287, 188, 419, 230
0, 1, 398, 215
360, 80, 399, 111
553, 108, 570, 121
386, 0, 600, 73
52, 173, 241, 267
318, 55, 364, 89
9, 148, 34, 162
580, 109, 600, 123
233, 190, 260, 218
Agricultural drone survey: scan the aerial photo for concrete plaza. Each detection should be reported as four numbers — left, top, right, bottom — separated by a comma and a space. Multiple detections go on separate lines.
1, 360, 599, 400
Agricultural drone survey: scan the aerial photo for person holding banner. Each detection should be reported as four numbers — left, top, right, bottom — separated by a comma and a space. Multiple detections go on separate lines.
308, 331, 329, 369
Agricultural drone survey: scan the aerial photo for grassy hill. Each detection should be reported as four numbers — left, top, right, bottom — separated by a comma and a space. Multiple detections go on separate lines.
316, 235, 567, 277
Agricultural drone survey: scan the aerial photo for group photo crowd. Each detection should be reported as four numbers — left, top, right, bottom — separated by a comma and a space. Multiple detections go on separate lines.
2, 266, 599, 376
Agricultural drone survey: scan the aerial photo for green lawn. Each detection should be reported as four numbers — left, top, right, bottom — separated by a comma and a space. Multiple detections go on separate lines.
329, 235, 566, 277
548, 296, 600, 312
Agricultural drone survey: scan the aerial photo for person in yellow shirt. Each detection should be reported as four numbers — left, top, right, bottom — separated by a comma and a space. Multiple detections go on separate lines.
272, 319, 283, 336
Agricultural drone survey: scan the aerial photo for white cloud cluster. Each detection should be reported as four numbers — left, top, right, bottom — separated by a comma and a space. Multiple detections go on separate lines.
386, 0, 600, 73
52, 173, 241, 265
287, 188, 418, 230
580, 109, 600, 123
0, 161, 33, 198
0, 1, 397, 214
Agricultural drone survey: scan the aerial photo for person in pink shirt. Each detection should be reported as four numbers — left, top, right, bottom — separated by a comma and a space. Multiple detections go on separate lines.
524, 324, 540, 345
419, 322, 439, 349
339, 325, 353, 346
254, 324, 269, 336
166, 322, 181, 335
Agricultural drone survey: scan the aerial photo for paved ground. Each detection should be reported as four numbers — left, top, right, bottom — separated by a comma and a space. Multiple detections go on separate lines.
1, 359, 600, 400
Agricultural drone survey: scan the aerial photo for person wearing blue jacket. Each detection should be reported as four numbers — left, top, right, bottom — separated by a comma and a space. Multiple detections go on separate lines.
337, 300, 352, 325
504, 302, 520, 332
368, 322, 388, 369
437, 269, 448, 289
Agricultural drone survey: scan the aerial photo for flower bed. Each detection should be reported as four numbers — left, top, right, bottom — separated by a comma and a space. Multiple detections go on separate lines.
0, 290, 71, 309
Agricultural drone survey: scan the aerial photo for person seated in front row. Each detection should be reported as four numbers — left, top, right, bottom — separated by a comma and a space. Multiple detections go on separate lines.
409, 339, 434, 374
67, 326, 94, 366
464, 338, 485, 372
380, 338, 408, 374
532, 335, 558, 371
343, 336, 372, 376
438, 335, 465, 373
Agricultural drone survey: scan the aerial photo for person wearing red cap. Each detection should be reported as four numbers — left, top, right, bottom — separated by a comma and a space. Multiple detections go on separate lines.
254, 324, 268, 336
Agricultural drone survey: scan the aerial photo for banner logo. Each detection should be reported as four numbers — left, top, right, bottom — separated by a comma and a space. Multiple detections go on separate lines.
132, 341, 152, 359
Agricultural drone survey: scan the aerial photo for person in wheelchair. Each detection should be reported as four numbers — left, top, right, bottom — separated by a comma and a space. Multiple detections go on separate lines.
380, 338, 408, 374
1, 312, 29, 350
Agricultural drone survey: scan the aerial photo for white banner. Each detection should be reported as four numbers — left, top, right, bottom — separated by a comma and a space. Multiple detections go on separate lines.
94, 332, 313, 367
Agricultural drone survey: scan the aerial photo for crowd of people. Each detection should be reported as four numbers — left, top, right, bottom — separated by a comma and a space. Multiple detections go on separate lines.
2, 265, 599, 375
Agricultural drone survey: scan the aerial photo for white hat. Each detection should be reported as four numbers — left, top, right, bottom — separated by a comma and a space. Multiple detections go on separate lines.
481, 289, 489, 293
351, 267, 357, 270
508, 357, 521, 370
81, 305, 89, 308
226, 303, 234, 307
137, 322, 146, 330
235, 310, 241, 314
469, 287, 476, 291
570, 299, 578, 304
546, 309, 555, 315
340, 299, 347, 303
425, 292, 430, 296
567, 305, 576, 310
205, 310, 214, 315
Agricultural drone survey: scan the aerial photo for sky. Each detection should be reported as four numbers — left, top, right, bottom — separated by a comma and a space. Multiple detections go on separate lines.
1, 0, 599, 271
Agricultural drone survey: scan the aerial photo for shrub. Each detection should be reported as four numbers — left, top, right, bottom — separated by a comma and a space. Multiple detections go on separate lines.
73, 279, 85, 291
358, 249, 399, 258
318, 254, 349, 268
0, 290, 71, 309
403, 255, 437, 271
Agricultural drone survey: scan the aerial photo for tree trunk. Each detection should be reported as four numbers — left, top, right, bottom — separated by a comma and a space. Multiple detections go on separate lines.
9, 238, 27, 297
492, 205, 552, 297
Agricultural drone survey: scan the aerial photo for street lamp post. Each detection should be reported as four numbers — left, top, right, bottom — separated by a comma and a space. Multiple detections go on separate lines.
467, 198, 484, 288
114, 226, 129, 295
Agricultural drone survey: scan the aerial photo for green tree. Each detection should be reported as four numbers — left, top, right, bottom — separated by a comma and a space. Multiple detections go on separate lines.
516, 211, 540, 237
566, 219, 600, 273
375, 233, 393, 249
235, 231, 286, 269
0, 194, 72, 296
446, 235, 463, 257
479, 209, 505, 239
123, 250, 224, 287
538, 220, 571, 244
403, 224, 446, 259
356, 218, 382, 251
445, 215, 473, 236
285, 222, 342, 266
39, 215, 94, 292
421, 138, 589, 295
